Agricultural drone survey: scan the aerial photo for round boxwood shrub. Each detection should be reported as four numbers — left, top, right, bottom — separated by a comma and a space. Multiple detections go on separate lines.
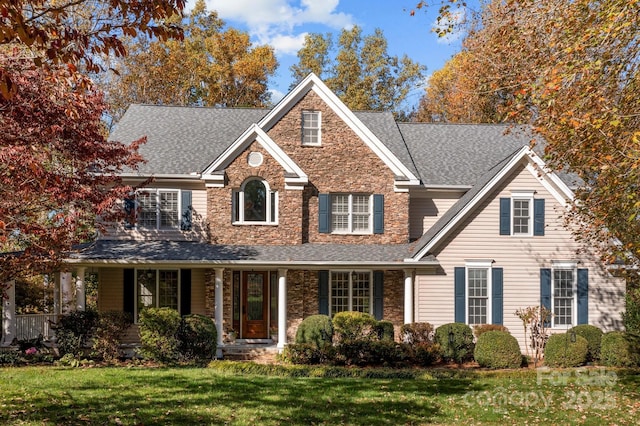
373, 320, 395, 342
54, 310, 99, 357
332, 311, 378, 342
569, 324, 603, 362
600, 331, 640, 367
544, 333, 588, 367
295, 315, 333, 347
474, 331, 522, 369
178, 314, 217, 362
138, 307, 182, 363
435, 323, 475, 364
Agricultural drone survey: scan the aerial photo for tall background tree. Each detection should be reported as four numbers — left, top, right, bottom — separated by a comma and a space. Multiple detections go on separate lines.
290, 25, 426, 116
103, 0, 278, 122
1, 0, 186, 284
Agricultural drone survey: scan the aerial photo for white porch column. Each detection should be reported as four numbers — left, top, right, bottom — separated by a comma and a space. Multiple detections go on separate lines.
2, 280, 16, 346
53, 274, 60, 315
59, 271, 73, 314
214, 268, 224, 358
277, 268, 288, 350
75, 267, 86, 312
404, 269, 414, 324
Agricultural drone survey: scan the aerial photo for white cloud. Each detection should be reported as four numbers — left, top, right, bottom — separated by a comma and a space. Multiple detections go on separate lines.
186, 0, 354, 56
431, 8, 466, 44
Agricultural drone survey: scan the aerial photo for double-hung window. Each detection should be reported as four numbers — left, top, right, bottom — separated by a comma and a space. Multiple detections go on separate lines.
302, 110, 321, 146
331, 194, 371, 233
466, 263, 492, 325
552, 264, 576, 327
233, 178, 278, 224
136, 269, 180, 320
500, 191, 544, 236
330, 271, 372, 316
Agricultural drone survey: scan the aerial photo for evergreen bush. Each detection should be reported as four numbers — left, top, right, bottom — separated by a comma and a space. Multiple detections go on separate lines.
178, 314, 217, 362
473, 324, 509, 339
544, 333, 588, 367
332, 311, 378, 342
435, 323, 475, 364
373, 320, 395, 342
295, 315, 333, 347
91, 311, 132, 362
600, 331, 640, 367
53, 310, 99, 357
474, 331, 522, 369
137, 307, 182, 363
569, 324, 603, 362
400, 322, 435, 344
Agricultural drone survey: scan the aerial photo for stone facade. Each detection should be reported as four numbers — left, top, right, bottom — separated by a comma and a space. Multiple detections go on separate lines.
206, 90, 410, 246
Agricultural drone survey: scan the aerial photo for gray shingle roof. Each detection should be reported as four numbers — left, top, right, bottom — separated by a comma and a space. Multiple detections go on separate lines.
68, 240, 436, 266
397, 123, 534, 186
109, 105, 269, 175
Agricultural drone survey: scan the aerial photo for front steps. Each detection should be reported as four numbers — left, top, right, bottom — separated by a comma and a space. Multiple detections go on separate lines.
221, 339, 279, 361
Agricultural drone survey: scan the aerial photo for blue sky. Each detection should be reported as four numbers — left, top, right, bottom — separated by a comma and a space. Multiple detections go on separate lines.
187, 0, 468, 108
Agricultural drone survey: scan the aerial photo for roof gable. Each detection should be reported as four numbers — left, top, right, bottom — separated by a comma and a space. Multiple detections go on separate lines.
257, 73, 420, 191
201, 124, 308, 190
408, 146, 575, 261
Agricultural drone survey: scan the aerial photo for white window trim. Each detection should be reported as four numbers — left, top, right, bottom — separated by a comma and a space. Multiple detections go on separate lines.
329, 270, 373, 316
233, 178, 279, 225
551, 261, 578, 328
331, 193, 373, 234
302, 110, 321, 146
465, 261, 492, 325
133, 188, 182, 230
510, 190, 534, 237
134, 268, 181, 323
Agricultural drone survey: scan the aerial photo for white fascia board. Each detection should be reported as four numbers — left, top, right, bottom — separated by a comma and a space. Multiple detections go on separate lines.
524, 148, 575, 207
257, 73, 419, 185
411, 146, 531, 261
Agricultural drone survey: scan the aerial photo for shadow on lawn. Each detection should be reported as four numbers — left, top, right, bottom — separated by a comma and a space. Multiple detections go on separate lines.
1, 367, 489, 425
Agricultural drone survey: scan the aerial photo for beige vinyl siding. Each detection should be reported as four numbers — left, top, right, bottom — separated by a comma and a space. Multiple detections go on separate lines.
409, 191, 462, 240
103, 182, 208, 242
415, 162, 625, 351
190, 269, 207, 315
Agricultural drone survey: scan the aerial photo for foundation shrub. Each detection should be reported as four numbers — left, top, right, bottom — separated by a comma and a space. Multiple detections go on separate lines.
295, 315, 333, 347
373, 320, 395, 342
91, 311, 132, 362
332, 311, 378, 342
53, 310, 99, 357
435, 323, 475, 364
569, 324, 603, 362
400, 322, 435, 344
137, 307, 182, 363
544, 333, 588, 367
473, 324, 509, 339
474, 331, 522, 369
280, 343, 334, 365
178, 314, 217, 362
600, 331, 640, 367
409, 342, 442, 366
334, 340, 407, 367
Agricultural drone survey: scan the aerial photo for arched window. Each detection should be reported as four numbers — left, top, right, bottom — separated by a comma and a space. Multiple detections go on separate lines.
233, 178, 277, 224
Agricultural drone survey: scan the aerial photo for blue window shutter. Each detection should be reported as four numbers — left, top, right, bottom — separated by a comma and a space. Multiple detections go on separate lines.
499, 198, 511, 235
123, 269, 135, 316
373, 271, 384, 320
318, 194, 330, 233
540, 268, 552, 326
534, 198, 545, 236
180, 269, 192, 315
492, 268, 504, 325
318, 270, 329, 315
181, 190, 192, 230
577, 269, 588, 325
454, 267, 465, 323
373, 194, 384, 234
124, 198, 135, 229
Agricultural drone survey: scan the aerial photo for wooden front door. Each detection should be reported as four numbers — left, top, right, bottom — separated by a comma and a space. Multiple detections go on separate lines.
242, 271, 268, 339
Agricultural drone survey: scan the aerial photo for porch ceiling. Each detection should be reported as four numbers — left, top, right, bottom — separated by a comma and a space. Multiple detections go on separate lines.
65, 240, 438, 268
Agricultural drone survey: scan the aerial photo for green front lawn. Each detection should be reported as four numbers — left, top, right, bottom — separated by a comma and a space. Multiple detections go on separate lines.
1, 363, 639, 425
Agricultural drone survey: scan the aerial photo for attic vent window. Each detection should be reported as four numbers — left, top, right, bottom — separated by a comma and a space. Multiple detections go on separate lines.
302, 110, 321, 146
248, 152, 263, 167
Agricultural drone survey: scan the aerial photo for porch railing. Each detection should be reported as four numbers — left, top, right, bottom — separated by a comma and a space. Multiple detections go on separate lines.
16, 314, 58, 341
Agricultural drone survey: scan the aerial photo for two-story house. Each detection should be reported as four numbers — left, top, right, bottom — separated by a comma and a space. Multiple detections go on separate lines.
1, 74, 625, 353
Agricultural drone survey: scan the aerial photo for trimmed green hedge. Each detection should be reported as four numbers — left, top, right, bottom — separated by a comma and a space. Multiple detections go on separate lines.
544, 333, 588, 367
178, 314, 217, 362
138, 307, 182, 363
474, 331, 522, 369
332, 311, 378, 342
435, 323, 475, 364
569, 324, 603, 362
600, 331, 640, 367
295, 315, 333, 347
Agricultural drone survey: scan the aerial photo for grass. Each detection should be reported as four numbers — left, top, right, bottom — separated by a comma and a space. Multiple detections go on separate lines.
1, 363, 639, 425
